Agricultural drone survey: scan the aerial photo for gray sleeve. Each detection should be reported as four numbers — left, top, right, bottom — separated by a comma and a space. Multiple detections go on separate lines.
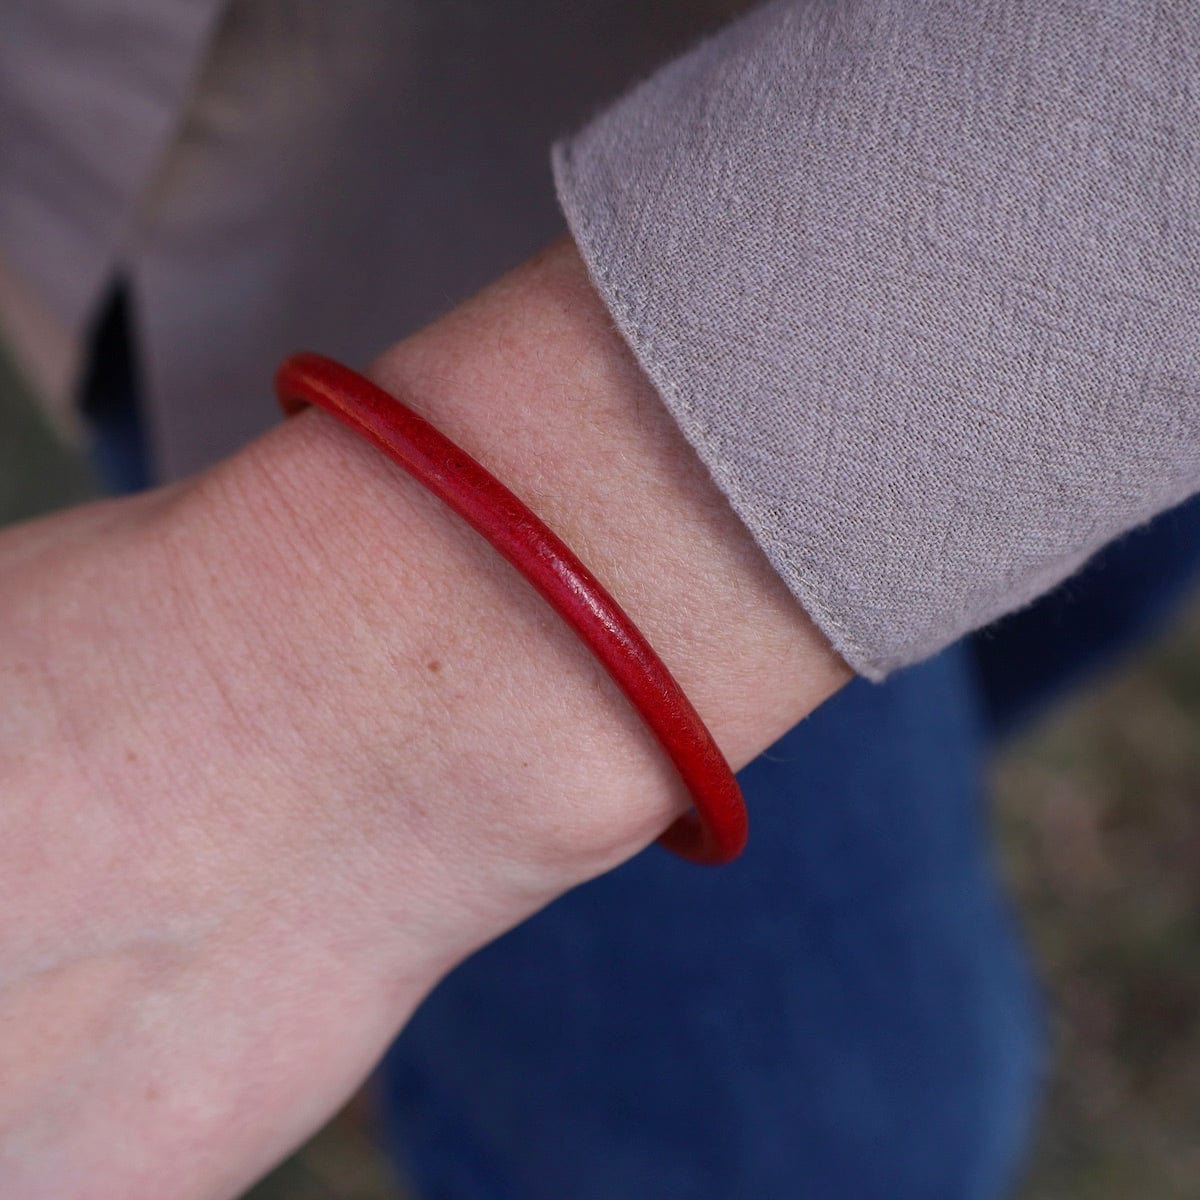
551, 0, 1200, 680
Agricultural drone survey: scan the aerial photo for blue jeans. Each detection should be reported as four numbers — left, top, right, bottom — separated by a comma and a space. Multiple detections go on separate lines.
378, 645, 1037, 1200
86, 300, 1200, 1199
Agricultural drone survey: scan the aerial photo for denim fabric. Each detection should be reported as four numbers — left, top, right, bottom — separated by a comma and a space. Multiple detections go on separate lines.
973, 497, 1200, 745
376, 647, 1042, 1200
80, 283, 152, 493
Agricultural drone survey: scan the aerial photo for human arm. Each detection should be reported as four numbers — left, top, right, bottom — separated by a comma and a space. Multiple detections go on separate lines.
0, 238, 850, 1199
9, 4, 1200, 1194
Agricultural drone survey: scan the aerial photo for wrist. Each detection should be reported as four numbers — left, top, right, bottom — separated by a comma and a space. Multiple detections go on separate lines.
195, 235, 849, 900
0, 235, 851, 1199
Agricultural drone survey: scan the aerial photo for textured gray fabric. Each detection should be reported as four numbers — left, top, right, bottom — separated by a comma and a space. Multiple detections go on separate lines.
0, 0, 739, 474
554, 0, 1200, 679
0, 0, 223, 335
123, 0, 737, 478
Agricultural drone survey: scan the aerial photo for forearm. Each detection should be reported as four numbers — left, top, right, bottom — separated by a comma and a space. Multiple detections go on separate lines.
0, 239, 848, 1198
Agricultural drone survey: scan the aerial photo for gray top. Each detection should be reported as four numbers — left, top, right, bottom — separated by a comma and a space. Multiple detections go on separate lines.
555, 0, 1200, 677
2, 0, 1198, 678
0, 0, 224, 328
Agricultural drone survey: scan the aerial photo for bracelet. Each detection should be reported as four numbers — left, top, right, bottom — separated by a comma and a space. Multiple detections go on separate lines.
274, 352, 747, 864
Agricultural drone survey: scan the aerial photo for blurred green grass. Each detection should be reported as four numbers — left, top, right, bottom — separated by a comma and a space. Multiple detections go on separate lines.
993, 608, 1200, 1199
4, 336, 1199, 1199
0, 341, 95, 516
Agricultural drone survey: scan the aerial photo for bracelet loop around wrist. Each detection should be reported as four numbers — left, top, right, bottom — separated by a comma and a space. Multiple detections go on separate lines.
274, 352, 748, 864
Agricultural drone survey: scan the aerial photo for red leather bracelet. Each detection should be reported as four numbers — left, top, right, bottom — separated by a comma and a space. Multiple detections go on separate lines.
274, 352, 747, 864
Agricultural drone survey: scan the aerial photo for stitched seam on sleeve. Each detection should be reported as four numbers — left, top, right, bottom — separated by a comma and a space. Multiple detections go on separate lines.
552, 139, 888, 681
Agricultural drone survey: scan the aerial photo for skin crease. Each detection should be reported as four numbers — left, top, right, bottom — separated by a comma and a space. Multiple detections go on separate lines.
0, 238, 851, 1199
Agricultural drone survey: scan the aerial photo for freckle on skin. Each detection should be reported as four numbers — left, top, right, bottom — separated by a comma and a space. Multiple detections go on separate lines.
126, 749, 138, 764
426, 660, 441, 673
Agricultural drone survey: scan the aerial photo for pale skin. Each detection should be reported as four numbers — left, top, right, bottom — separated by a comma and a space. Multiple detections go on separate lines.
0, 238, 851, 1199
